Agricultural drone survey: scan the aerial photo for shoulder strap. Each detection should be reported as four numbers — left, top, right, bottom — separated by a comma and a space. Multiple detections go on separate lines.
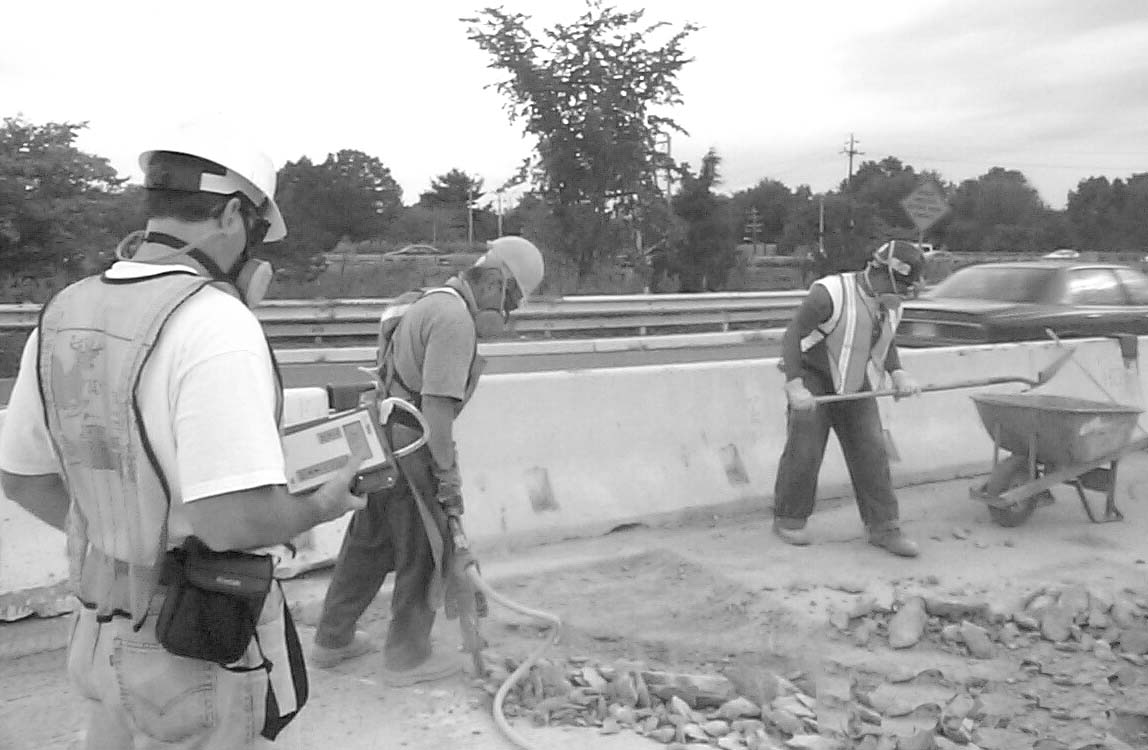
377, 287, 466, 399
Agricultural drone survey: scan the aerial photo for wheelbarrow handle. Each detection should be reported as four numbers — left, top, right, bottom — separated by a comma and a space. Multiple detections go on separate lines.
811, 375, 1040, 405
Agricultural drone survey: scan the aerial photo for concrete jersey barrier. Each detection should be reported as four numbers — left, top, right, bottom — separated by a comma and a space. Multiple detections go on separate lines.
1, 337, 1144, 615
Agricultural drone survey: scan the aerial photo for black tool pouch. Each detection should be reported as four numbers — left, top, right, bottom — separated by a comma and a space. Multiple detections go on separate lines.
156, 536, 273, 665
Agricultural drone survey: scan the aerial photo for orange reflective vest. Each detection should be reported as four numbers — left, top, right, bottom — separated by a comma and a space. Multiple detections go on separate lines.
799, 272, 901, 394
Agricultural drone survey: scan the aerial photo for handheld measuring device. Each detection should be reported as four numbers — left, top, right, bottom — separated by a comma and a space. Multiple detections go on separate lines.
280, 397, 430, 495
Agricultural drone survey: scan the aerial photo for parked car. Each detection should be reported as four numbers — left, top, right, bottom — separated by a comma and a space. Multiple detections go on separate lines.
1043, 248, 1080, 259
897, 260, 1148, 347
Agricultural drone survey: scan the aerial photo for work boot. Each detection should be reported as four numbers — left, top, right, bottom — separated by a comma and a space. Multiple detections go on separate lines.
310, 629, 376, 669
381, 651, 463, 688
868, 528, 919, 558
772, 519, 811, 547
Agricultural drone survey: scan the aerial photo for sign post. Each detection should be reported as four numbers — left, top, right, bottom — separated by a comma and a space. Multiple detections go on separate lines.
900, 181, 949, 246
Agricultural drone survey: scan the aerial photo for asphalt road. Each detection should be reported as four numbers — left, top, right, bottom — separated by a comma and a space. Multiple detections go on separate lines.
0, 341, 782, 407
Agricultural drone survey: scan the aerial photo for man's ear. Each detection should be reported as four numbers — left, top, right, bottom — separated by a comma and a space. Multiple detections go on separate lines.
218, 196, 245, 232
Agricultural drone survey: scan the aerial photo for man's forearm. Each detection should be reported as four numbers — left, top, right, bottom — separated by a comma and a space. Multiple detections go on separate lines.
182, 486, 331, 552
421, 394, 460, 471
0, 471, 70, 531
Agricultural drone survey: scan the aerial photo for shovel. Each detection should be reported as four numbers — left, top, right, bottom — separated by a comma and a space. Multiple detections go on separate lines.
811, 345, 1075, 406
807, 345, 1075, 462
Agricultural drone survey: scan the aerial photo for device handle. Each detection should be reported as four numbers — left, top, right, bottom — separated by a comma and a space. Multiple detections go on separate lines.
375, 397, 431, 459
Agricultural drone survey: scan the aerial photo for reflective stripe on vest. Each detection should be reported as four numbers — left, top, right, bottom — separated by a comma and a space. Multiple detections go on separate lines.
799, 272, 902, 394
36, 272, 212, 624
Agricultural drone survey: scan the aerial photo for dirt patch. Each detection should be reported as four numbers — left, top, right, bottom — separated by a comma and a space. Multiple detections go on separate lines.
470, 549, 818, 677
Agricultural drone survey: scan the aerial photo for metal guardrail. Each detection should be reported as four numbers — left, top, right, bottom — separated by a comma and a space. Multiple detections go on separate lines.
0, 291, 806, 343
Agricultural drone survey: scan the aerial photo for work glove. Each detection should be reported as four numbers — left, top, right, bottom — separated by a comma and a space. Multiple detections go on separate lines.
434, 463, 465, 517
784, 378, 816, 411
891, 369, 921, 400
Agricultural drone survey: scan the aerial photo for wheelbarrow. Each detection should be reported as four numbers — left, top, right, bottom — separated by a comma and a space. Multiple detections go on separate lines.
969, 392, 1147, 527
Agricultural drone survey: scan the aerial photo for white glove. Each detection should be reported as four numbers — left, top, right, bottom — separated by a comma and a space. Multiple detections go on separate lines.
784, 379, 816, 411
891, 369, 921, 399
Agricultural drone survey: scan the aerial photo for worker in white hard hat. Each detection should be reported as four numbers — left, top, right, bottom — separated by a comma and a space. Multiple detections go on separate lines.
0, 124, 367, 748
311, 235, 545, 685
772, 240, 925, 558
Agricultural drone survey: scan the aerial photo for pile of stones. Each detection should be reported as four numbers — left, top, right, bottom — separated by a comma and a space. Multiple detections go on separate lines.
828, 582, 1148, 662
474, 655, 831, 749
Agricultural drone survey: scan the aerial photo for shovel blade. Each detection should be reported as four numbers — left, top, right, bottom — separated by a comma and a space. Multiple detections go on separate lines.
1037, 347, 1075, 385
884, 429, 902, 463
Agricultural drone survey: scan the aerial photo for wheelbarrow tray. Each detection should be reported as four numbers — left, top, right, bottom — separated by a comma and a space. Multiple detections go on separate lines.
971, 392, 1142, 466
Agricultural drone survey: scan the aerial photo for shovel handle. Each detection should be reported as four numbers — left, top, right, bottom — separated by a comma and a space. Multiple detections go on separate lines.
811, 375, 1041, 405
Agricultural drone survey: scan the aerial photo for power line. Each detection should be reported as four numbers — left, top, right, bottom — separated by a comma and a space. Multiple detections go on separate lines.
863, 150, 1148, 174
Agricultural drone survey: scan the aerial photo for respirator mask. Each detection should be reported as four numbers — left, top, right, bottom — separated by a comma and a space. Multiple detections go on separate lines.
477, 268, 522, 330
870, 252, 919, 312
115, 195, 274, 307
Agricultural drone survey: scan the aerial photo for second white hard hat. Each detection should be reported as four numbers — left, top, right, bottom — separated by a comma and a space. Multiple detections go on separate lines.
478, 236, 545, 298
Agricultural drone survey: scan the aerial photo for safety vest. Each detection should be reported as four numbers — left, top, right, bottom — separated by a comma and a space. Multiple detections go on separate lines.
376, 281, 484, 407
800, 272, 902, 394
35, 271, 262, 625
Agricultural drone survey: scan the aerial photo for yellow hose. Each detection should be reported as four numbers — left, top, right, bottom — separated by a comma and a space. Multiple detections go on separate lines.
465, 566, 563, 750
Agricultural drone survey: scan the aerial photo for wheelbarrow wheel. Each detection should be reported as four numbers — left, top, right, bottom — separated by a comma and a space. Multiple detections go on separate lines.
988, 498, 1039, 527
980, 454, 1054, 528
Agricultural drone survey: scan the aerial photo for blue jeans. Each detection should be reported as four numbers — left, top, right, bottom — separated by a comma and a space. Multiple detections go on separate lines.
772, 372, 900, 531
66, 587, 289, 750
314, 445, 441, 671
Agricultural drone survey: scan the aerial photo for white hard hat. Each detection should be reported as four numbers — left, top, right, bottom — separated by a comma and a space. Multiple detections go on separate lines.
477, 236, 545, 298
139, 124, 286, 242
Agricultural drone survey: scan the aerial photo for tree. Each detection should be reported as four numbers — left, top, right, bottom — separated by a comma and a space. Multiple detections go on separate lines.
0, 117, 131, 283
729, 179, 794, 247
274, 150, 404, 283
1066, 176, 1118, 250
464, 2, 698, 277
943, 167, 1047, 252
419, 168, 485, 208
672, 149, 734, 291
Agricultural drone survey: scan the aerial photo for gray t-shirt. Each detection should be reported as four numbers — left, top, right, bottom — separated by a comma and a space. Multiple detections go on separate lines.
391, 288, 477, 401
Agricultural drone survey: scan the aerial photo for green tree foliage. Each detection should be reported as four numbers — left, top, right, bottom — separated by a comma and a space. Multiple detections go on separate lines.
1066, 174, 1148, 251
672, 149, 734, 291
944, 167, 1048, 252
464, 2, 698, 276
419, 168, 484, 207
408, 168, 495, 243
274, 150, 404, 283
0, 117, 137, 286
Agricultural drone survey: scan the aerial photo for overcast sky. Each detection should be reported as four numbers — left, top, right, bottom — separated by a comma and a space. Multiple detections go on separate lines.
5, 0, 1147, 212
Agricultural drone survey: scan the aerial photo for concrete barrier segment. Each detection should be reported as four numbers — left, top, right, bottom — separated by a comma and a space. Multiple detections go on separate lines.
2, 337, 1144, 606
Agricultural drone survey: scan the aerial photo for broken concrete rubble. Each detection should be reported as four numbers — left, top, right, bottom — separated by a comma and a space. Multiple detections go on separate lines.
485, 657, 821, 749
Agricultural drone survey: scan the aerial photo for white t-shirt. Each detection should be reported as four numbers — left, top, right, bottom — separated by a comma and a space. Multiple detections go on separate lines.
0, 262, 286, 540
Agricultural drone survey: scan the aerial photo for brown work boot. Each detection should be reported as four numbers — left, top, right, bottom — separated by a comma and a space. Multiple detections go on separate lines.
310, 629, 376, 669
381, 651, 463, 688
772, 519, 811, 546
868, 528, 919, 558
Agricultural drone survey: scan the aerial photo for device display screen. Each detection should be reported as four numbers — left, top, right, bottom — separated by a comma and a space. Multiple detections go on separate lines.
342, 420, 371, 458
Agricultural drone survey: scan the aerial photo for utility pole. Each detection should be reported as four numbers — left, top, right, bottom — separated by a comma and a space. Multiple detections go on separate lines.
496, 189, 503, 237
818, 197, 825, 256
745, 208, 763, 257
840, 133, 864, 189
656, 133, 674, 203
466, 186, 475, 244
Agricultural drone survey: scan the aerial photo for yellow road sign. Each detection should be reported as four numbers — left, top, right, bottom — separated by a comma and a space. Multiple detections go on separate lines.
901, 181, 949, 232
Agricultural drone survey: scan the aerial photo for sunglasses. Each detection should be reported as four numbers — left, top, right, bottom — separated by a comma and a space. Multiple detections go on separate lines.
237, 194, 271, 246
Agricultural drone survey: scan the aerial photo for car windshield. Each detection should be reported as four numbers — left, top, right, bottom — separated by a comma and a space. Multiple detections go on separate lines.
925, 266, 1056, 303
